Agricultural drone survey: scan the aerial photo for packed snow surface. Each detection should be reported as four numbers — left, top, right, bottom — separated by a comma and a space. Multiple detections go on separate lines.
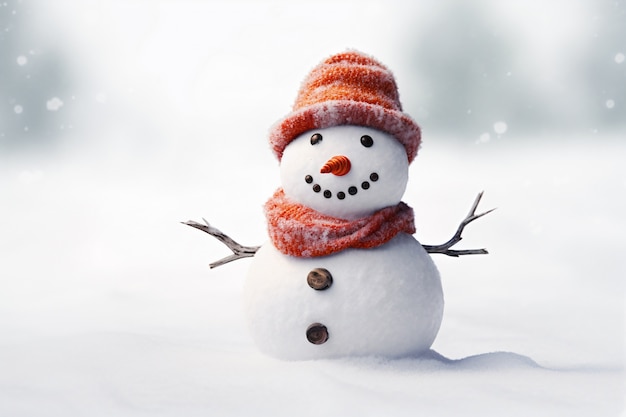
1, 138, 623, 416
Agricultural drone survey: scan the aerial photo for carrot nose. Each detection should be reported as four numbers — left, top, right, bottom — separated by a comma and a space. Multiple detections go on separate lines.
320, 155, 351, 176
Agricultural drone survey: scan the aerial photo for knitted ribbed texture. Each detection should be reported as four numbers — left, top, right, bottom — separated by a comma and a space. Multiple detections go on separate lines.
265, 188, 416, 258
269, 51, 421, 163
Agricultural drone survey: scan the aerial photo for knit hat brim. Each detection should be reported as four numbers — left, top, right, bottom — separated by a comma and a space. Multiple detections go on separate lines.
269, 99, 421, 162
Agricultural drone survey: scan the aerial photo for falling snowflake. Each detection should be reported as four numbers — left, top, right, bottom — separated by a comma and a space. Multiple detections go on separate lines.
615, 53, 625, 64
605, 99, 615, 109
477, 132, 491, 143
493, 121, 508, 135
46, 97, 64, 111
14, 105, 23, 114
16, 55, 27, 66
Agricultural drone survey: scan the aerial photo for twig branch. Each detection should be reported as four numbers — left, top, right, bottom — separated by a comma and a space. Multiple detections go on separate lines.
182, 219, 260, 268
185, 191, 494, 266
422, 191, 495, 257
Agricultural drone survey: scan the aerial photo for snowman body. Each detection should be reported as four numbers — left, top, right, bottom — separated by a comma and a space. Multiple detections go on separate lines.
244, 125, 444, 360
245, 232, 443, 360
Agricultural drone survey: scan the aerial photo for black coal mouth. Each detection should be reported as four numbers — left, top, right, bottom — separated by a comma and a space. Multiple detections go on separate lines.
304, 172, 379, 200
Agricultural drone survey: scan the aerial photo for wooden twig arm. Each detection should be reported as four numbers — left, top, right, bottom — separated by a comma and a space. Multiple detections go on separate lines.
185, 192, 494, 267
182, 219, 260, 268
422, 191, 495, 257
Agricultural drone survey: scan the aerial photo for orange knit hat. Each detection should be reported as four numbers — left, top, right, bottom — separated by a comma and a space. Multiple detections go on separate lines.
269, 50, 421, 162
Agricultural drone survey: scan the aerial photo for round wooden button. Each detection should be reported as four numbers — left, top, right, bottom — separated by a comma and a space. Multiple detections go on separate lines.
307, 268, 333, 290
306, 323, 329, 345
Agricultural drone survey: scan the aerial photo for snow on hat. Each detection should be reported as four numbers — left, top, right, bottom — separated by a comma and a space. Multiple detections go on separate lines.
269, 50, 421, 162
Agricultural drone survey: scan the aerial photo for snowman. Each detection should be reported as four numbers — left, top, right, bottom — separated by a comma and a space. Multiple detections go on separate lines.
185, 51, 492, 360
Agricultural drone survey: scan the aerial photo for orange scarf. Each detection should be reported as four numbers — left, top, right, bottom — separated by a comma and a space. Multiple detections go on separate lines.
265, 188, 416, 257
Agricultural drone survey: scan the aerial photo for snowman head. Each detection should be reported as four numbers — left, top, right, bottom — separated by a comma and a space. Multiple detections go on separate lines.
269, 50, 421, 219
280, 125, 409, 219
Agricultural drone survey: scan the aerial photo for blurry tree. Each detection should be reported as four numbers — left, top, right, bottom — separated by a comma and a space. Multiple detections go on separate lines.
404, 3, 549, 140
0, 0, 74, 152
579, 0, 626, 133
403, 1, 626, 140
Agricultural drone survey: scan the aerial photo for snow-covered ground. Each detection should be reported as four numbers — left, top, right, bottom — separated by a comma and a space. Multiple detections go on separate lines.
2, 137, 624, 417
1, 1, 624, 416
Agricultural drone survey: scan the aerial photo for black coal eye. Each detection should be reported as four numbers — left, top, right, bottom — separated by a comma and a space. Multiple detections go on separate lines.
310, 133, 323, 145
360, 135, 373, 148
